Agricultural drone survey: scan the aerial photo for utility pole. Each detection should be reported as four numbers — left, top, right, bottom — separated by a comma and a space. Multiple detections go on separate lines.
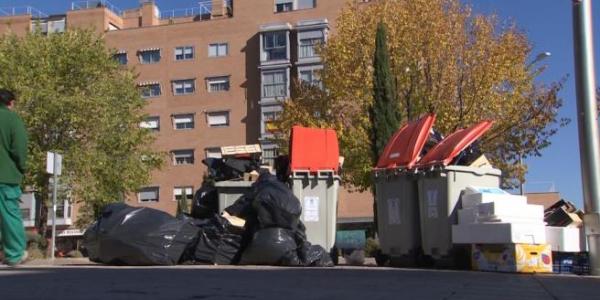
572, 0, 600, 276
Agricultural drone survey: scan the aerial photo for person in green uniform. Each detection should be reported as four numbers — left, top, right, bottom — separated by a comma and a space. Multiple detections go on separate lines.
0, 89, 28, 266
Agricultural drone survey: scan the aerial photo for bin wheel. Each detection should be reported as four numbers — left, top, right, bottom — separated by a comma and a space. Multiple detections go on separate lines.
330, 246, 339, 265
374, 250, 390, 267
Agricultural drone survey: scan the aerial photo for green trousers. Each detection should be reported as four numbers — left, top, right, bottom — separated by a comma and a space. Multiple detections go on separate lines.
0, 184, 26, 264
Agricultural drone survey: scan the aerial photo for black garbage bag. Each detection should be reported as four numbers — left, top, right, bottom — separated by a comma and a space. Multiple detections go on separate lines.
252, 173, 302, 229
239, 228, 301, 266
224, 157, 260, 175
82, 203, 199, 266
191, 184, 219, 219
298, 242, 334, 267
184, 215, 244, 265
453, 141, 483, 166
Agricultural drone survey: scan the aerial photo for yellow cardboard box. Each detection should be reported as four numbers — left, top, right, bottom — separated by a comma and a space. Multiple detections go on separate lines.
472, 244, 553, 273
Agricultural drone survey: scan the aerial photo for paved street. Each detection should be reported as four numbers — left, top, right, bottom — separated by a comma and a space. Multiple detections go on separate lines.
1, 261, 598, 300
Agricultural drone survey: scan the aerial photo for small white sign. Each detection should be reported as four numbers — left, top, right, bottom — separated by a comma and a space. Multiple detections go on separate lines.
427, 189, 439, 219
57, 229, 84, 237
46, 152, 63, 175
387, 198, 401, 225
304, 196, 320, 222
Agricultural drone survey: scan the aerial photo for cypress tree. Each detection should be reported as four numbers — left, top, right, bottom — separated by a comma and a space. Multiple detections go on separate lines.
370, 22, 400, 164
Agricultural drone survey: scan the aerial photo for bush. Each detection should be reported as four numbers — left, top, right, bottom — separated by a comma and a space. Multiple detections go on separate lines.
364, 237, 380, 257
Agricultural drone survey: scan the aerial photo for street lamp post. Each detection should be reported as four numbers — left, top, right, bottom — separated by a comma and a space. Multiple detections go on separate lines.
572, 0, 600, 276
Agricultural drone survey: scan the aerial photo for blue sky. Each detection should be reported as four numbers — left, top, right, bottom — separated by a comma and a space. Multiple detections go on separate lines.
1, 0, 598, 208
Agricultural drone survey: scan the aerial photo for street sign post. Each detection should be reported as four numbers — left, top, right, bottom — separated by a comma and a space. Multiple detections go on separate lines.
46, 151, 63, 260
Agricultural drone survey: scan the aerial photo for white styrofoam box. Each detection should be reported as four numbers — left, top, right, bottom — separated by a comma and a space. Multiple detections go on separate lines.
478, 202, 544, 220
477, 216, 545, 224
461, 192, 527, 209
458, 207, 477, 224
546, 226, 581, 252
452, 223, 546, 244
463, 186, 509, 196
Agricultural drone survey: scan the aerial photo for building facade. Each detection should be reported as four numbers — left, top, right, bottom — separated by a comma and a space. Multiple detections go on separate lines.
0, 0, 373, 226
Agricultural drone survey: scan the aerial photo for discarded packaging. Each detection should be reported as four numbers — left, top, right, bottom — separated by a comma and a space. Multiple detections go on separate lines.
471, 243, 552, 273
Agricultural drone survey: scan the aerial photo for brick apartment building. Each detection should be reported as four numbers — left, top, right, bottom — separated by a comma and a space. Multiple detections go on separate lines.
0, 0, 373, 243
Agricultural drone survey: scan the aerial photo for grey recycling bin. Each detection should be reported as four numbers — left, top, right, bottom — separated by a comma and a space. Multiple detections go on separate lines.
373, 169, 421, 265
417, 165, 501, 262
214, 180, 253, 213
290, 170, 340, 252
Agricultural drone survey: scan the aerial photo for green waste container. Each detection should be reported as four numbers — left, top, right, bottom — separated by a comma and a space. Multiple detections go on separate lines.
290, 170, 340, 252
214, 180, 253, 213
417, 165, 501, 265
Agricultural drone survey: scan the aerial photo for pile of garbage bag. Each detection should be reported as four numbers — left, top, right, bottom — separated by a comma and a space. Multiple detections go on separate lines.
82, 173, 332, 267
82, 203, 199, 266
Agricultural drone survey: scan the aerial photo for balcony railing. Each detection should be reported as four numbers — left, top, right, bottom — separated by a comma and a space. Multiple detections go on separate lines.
71, 0, 122, 16
0, 6, 48, 18
160, 0, 232, 20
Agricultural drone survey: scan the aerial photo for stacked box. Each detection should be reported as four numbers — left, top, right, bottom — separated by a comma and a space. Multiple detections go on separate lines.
471, 244, 552, 273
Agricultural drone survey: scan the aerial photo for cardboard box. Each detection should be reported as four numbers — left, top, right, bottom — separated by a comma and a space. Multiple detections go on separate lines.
472, 244, 553, 273
452, 223, 546, 244
545, 207, 583, 227
546, 226, 581, 252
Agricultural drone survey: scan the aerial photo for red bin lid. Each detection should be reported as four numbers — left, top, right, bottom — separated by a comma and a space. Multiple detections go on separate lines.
289, 125, 340, 173
417, 120, 493, 167
375, 113, 436, 169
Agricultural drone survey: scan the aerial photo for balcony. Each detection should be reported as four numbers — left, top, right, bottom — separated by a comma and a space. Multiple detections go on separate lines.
0, 6, 47, 18
71, 0, 123, 16
159, 0, 233, 21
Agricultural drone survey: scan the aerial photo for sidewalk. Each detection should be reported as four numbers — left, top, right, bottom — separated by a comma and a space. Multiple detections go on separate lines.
1, 260, 598, 300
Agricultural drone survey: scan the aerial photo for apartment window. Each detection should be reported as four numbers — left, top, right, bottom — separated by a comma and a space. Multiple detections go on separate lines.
298, 30, 324, 58
140, 116, 160, 131
207, 76, 230, 92
262, 147, 279, 165
173, 114, 195, 130
31, 21, 48, 34
174, 186, 194, 202
139, 186, 159, 202
299, 66, 322, 88
207, 111, 230, 127
138, 49, 161, 64
113, 53, 127, 65
172, 149, 195, 165
262, 70, 288, 98
175, 46, 194, 60
205, 147, 223, 159
139, 83, 161, 98
275, 0, 315, 12
263, 111, 281, 134
275, 1, 293, 12
172, 79, 195, 95
208, 43, 228, 57
263, 31, 287, 61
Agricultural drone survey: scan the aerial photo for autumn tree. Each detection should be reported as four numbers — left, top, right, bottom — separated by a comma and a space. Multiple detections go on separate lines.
0, 29, 163, 236
371, 22, 400, 163
276, 0, 567, 190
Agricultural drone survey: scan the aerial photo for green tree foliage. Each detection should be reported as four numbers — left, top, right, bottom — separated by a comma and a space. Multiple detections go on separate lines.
276, 0, 567, 190
371, 22, 400, 163
0, 29, 163, 234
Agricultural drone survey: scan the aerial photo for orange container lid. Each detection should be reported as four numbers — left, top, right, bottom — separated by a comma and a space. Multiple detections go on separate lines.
289, 125, 340, 173
376, 113, 436, 169
417, 120, 493, 167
